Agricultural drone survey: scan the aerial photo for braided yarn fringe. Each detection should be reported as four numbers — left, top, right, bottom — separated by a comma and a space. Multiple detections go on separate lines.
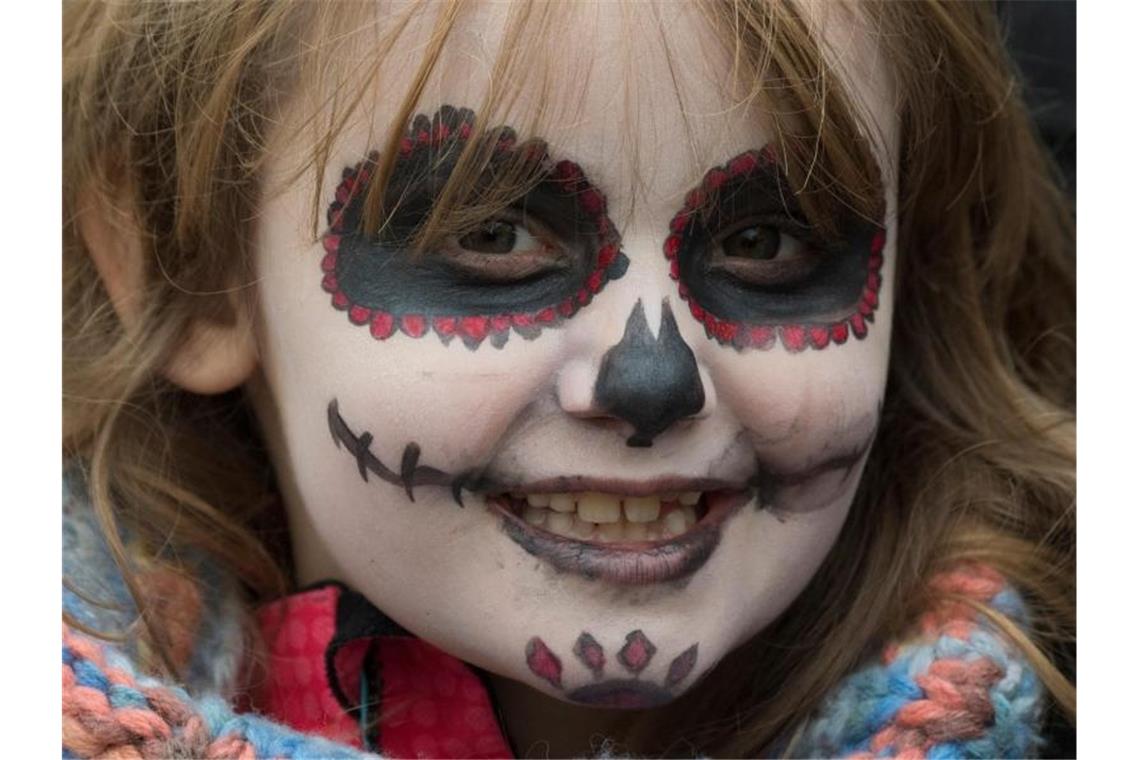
62, 624, 373, 759
794, 564, 1046, 759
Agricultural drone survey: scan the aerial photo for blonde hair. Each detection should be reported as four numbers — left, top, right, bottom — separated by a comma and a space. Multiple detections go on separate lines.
63, 1, 1074, 754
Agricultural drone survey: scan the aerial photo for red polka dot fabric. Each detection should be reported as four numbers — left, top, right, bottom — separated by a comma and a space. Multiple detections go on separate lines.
251, 586, 361, 747
248, 585, 513, 758
376, 638, 512, 758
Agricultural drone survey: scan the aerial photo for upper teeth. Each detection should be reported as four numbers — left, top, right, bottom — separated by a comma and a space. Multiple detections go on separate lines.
511, 491, 702, 543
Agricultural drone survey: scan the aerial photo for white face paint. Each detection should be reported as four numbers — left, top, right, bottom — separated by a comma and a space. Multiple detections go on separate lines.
250, 0, 897, 710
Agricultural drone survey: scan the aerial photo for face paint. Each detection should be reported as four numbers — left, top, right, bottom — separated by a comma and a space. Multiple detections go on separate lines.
328, 399, 475, 506
665, 147, 886, 351
252, 0, 901, 731
749, 421, 880, 517
593, 299, 705, 447
319, 105, 630, 349
525, 631, 699, 708
331, 389, 874, 582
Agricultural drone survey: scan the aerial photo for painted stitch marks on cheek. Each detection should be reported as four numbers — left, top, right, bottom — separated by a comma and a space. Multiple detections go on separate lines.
665, 147, 886, 352
525, 631, 698, 708
320, 105, 629, 350
328, 399, 476, 507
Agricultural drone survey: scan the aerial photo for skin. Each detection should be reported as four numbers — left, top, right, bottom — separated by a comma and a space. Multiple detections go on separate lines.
242, 1, 898, 755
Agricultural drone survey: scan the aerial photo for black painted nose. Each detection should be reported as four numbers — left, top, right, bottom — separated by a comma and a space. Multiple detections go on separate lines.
593, 299, 705, 447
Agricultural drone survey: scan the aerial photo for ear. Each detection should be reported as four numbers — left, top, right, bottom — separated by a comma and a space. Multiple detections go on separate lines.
76, 186, 258, 395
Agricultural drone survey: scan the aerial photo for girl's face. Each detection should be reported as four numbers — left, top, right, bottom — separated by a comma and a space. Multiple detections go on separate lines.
252, 2, 895, 709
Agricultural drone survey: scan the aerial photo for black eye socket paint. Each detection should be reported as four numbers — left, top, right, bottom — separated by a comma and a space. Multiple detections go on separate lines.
320, 105, 629, 350
664, 147, 886, 352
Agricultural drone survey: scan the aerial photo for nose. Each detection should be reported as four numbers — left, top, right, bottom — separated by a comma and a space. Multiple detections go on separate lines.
585, 298, 706, 447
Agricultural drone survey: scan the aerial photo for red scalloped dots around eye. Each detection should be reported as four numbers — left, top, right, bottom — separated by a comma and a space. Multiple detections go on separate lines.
663, 148, 886, 353
319, 109, 629, 350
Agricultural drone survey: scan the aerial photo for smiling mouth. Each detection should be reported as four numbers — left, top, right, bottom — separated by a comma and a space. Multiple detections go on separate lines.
328, 397, 874, 586
485, 485, 754, 585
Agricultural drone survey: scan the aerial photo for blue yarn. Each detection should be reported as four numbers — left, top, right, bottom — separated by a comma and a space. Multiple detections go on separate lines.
989, 587, 1028, 622
927, 741, 965, 759
63, 645, 75, 667
887, 669, 924, 700
72, 658, 110, 693
866, 693, 909, 731
235, 714, 373, 758
791, 584, 1048, 760
188, 706, 375, 759
961, 734, 1000, 758
107, 683, 149, 710
196, 694, 239, 736
931, 634, 969, 660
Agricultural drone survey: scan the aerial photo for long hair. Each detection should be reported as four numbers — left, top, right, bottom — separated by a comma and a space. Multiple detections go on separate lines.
63, 1, 1074, 754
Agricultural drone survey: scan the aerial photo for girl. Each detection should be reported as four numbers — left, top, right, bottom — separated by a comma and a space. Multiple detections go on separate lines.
63, 1, 1075, 757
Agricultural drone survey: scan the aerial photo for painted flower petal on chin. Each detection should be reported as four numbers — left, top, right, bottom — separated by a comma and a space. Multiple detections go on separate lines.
525, 637, 563, 689
525, 630, 699, 709
617, 630, 657, 674
573, 633, 606, 679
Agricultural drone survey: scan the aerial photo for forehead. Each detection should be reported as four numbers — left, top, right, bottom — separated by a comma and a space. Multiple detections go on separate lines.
322, 0, 896, 209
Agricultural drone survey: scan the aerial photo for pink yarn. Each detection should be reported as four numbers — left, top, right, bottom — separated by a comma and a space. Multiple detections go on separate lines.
63, 623, 260, 759
860, 565, 1016, 757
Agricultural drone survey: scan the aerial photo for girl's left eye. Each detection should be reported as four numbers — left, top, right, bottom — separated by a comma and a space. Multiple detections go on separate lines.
721, 225, 780, 260
709, 222, 822, 287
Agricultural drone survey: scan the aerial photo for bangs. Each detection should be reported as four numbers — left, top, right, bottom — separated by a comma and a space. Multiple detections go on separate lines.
279, 0, 888, 253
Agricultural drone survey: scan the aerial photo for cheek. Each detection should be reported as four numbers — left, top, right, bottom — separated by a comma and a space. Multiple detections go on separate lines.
706, 343, 887, 459
329, 338, 564, 472
714, 488, 855, 649
698, 233, 896, 470
256, 171, 568, 477
697, 345, 889, 646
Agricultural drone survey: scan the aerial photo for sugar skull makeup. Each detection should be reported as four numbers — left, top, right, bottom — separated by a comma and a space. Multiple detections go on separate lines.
665, 147, 886, 352
250, 0, 898, 727
319, 105, 629, 350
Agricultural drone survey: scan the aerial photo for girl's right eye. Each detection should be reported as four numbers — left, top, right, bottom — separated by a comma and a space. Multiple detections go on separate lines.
458, 219, 520, 254
440, 213, 572, 283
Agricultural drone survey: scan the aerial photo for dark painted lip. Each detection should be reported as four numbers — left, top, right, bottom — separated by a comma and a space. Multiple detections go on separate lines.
493, 489, 753, 585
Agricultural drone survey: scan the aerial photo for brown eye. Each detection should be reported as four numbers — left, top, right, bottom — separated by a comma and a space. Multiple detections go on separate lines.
710, 224, 821, 286
458, 220, 517, 254
441, 215, 569, 282
722, 225, 779, 260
